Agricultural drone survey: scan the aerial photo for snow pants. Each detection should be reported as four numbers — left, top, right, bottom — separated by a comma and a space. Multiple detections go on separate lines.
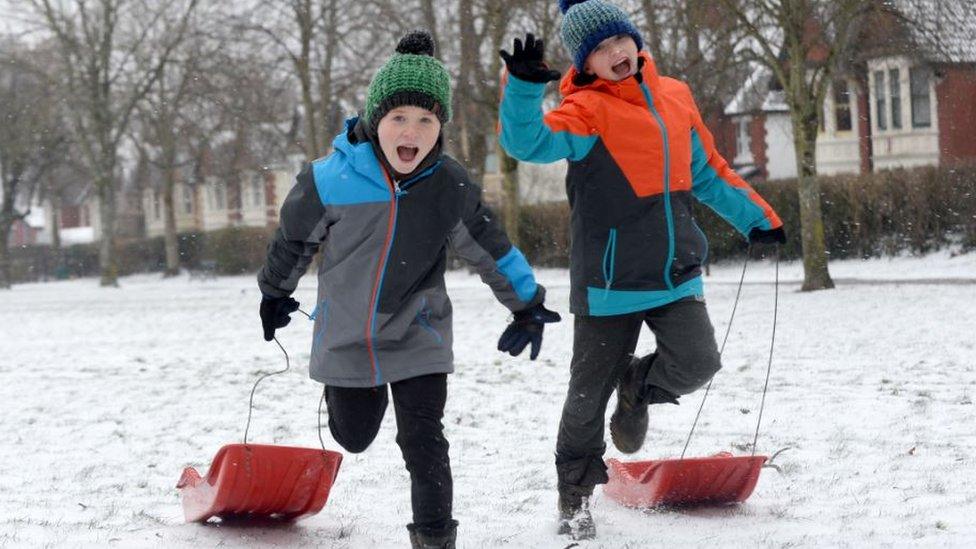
325, 373, 453, 531
555, 298, 722, 493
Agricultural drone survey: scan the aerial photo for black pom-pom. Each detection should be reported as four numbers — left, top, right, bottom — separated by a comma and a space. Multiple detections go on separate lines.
558, 0, 590, 13
396, 30, 435, 56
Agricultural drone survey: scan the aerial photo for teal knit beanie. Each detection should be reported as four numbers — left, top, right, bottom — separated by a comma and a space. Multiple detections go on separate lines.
558, 0, 644, 72
364, 30, 452, 130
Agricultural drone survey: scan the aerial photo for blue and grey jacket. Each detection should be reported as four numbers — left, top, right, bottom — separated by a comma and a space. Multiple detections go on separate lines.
259, 117, 545, 387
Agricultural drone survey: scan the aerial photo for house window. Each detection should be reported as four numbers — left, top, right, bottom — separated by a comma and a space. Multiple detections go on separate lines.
736, 118, 750, 159
874, 71, 886, 130
833, 80, 853, 132
182, 185, 193, 215
213, 182, 226, 210
910, 67, 931, 128
250, 174, 264, 207
889, 68, 902, 129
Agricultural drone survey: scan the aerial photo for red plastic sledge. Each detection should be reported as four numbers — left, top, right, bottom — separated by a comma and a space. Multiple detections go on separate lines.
177, 443, 343, 522
604, 452, 766, 507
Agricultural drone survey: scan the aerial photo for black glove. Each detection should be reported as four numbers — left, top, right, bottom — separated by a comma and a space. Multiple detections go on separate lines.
749, 226, 786, 245
497, 302, 561, 360
260, 295, 300, 341
499, 33, 562, 84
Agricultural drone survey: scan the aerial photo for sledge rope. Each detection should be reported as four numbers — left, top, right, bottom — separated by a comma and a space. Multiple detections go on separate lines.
243, 308, 327, 452
752, 248, 780, 457
680, 253, 749, 458
680, 245, 781, 459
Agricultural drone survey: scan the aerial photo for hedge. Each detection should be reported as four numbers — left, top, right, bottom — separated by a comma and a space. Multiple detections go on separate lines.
517, 163, 976, 267
7, 163, 974, 282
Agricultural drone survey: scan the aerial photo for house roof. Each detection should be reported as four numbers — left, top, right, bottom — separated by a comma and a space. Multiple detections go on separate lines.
894, 0, 976, 63
724, 65, 790, 116
724, 65, 771, 116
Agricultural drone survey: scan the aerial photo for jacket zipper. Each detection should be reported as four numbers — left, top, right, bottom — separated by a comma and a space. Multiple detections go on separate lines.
364, 162, 441, 385
602, 227, 617, 298
639, 83, 675, 291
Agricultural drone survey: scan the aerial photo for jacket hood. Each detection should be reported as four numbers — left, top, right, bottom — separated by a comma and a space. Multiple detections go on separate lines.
558, 51, 661, 105
333, 116, 442, 182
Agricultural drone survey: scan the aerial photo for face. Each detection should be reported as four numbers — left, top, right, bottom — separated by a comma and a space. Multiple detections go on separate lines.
376, 106, 442, 175
583, 34, 639, 81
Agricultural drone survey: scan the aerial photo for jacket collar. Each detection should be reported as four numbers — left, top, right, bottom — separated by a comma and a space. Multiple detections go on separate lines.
558, 52, 661, 106
333, 116, 443, 183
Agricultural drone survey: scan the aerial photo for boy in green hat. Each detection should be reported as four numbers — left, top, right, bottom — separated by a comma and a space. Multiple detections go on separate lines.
258, 30, 560, 548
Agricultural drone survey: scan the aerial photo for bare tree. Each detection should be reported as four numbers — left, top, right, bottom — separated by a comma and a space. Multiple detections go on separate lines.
238, 0, 380, 160
0, 37, 65, 289
717, 0, 879, 291
132, 29, 220, 277
24, 0, 200, 286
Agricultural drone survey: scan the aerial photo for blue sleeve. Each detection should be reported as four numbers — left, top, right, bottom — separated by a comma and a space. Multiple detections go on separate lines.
498, 74, 598, 163
690, 128, 776, 235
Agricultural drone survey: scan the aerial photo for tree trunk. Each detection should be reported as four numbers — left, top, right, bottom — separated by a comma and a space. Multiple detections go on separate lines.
295, 1, 319, 159
50, 195, 62, 250
0, 224, 11, 289
162, 164, 180, 277
96, 173, 119, 287
793, 112, 834, 291
500, 148, 520, 247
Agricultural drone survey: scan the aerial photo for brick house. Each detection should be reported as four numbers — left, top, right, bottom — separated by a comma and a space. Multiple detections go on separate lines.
725, 0, 976, 181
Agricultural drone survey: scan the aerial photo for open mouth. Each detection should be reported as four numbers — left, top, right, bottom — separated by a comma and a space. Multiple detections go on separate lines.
397, 146, 419, 163
611, 59, 632, 78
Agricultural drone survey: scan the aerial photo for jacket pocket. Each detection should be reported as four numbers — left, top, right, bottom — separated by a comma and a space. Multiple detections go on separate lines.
415, 297, 443, 345
311, 299, 329, 350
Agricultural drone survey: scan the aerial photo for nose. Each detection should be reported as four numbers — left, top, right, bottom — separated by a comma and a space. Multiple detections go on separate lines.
402, 122, 420, 140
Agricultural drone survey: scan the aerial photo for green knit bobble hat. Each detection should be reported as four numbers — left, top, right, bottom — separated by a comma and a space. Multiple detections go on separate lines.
364, 30, 452, 130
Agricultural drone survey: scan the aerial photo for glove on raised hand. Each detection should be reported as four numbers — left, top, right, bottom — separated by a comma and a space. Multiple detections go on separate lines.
499, 33, 562, 84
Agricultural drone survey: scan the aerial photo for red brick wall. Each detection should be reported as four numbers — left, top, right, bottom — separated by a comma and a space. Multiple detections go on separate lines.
937, 66, 976, 162
749, 114, 768, 181
61, 205, 81, 229
705, 112, 737, 162
9, 219, 37, 247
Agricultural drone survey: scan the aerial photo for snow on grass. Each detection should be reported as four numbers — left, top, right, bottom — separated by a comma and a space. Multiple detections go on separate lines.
1, 251, 975, 547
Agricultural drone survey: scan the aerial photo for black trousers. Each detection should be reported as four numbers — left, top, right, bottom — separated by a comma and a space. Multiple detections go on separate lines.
325, 373, 452, 529
555, 299, 722, 492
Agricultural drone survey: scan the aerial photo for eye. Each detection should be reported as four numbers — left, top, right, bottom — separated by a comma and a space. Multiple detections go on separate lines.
420, 116, 434, 124
392, 114, 406, 123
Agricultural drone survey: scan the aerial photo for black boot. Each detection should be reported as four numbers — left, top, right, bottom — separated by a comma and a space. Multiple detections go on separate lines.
557, 485, 596, 540
610, 355, 679, 453
407, 520, 457, 549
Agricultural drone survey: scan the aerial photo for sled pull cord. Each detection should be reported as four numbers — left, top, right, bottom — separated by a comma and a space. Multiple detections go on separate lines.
751, 248, 780, 456
680, 252, 750, 459
243, 308, 327, 453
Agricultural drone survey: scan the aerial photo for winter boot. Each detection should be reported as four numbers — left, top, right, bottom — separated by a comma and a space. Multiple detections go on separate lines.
610, 355, 652, 453
407, 520, 458, 549
557, 485, 596, 540
610, 354, 680, 453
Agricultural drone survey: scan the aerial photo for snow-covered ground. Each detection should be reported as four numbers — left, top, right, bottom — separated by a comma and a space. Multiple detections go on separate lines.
2, 250, 975, 548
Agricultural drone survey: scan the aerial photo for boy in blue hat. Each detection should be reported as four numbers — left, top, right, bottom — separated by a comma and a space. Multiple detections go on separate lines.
498, 0, 785, 539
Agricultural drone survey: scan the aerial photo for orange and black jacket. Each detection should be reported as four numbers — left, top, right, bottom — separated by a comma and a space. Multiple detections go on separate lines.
499, 52, 782, 316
